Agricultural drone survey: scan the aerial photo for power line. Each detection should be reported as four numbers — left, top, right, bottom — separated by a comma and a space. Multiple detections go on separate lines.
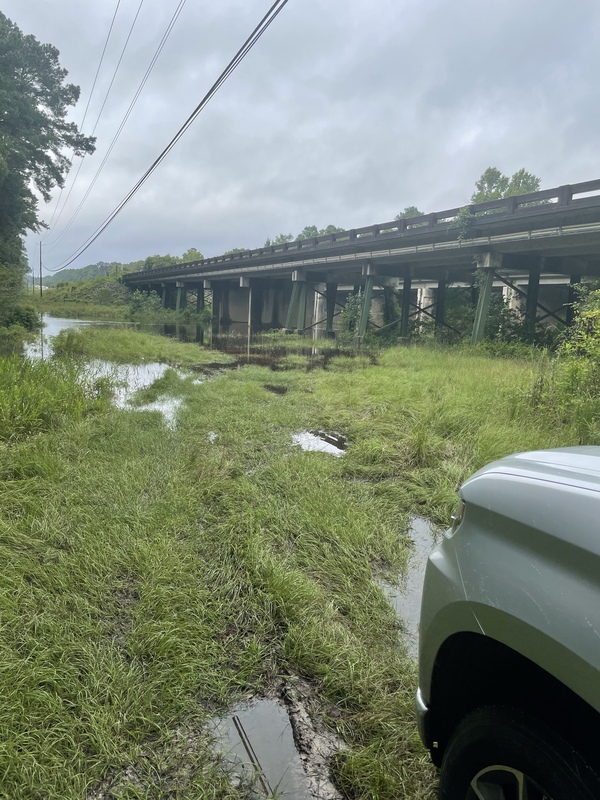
46, 0, 188, 252
45, 0, 146, 245
42, 0, 123, 234
47, 0, 291, 273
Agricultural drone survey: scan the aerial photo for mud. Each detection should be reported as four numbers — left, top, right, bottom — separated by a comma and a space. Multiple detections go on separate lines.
263, 383, 289, 395
87, 677, 345, 800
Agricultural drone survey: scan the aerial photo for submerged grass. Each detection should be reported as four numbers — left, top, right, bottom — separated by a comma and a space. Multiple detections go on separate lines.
0, 335, 594, 799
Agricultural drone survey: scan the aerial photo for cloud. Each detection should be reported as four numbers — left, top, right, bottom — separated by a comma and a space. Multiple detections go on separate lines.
3, 0, 600, 272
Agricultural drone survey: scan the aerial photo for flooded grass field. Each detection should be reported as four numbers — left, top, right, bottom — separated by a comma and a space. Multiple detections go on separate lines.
0, 314, 589, 799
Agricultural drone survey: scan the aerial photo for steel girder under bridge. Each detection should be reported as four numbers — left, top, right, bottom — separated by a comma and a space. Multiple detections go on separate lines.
122, 178, 600, 342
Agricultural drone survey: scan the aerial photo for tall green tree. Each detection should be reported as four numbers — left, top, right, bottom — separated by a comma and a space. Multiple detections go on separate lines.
0, 12, 95, 324
264, 233, 293, 247
181, 247, 204, 263
142, 254, 180, 272
395, 206, 424, 220
471, 167, 541, 204
296, 224, 344, 240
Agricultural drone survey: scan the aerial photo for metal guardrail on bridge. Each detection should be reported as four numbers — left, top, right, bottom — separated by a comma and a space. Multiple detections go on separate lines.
123, 178, 600, 282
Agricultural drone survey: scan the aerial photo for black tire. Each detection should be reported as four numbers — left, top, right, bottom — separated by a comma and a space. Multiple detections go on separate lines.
439, 705, 600, 800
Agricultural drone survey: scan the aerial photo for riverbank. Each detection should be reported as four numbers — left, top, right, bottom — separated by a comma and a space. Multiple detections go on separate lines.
0, 332, 592, 799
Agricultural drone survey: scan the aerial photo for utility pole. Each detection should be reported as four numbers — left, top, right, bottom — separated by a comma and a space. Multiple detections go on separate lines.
39, 241, 43, 298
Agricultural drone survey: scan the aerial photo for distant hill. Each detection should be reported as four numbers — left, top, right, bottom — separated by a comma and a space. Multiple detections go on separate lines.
43, 261, 125, 287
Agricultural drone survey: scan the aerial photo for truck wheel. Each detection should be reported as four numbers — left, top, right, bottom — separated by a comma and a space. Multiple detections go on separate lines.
439, 706, 600, 800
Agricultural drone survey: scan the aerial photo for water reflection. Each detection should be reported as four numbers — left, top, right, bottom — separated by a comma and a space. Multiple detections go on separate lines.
86, 360, 186, 429
379, 517, 437, 658
211, 698, 312, 800
292, 431, 347, 456
140, 322, 205, 344
25, 315, 135, 359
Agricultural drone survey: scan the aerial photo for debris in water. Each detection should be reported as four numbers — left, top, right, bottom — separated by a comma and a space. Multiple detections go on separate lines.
291, 431, 347, 457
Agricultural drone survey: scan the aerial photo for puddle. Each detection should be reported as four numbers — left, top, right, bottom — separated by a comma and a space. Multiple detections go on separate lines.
379, 517, 438, 658
85, 361, 186, 428
25, 319, 185, 428
291, 431, 347, 457
263, 384, 288, 395
211, 698, 312, 799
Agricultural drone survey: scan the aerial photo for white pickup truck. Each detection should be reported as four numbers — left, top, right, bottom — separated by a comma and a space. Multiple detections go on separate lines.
416, 447, 600, 800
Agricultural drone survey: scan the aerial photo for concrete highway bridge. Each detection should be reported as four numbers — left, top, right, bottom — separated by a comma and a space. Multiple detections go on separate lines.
122, 179, 600, 343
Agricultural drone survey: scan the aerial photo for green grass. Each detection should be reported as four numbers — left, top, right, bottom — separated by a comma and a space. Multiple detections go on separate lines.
51, 327, 234, 367
251, 330, 342, 353
0, 336, 596, 798
0, 356, 110, 442
31, 298, 132, 320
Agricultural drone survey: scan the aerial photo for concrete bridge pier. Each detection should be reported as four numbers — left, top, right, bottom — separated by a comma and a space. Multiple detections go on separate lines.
284, 271, 308, 333
161, 282, 177, 309
326, 282, 338, 337
471, 252, 502, 344
175, 282, 187, 312
262, 286, 282, 329
525, 259, 542, 341
239, 278, 266, 339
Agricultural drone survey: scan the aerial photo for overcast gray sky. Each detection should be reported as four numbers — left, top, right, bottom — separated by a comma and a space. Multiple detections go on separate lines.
4, 0, 600, 274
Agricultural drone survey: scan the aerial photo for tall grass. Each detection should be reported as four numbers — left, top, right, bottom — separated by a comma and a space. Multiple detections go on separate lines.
0, 356, 109, 442
1, 335, 596, 798
51, 327, 234, 367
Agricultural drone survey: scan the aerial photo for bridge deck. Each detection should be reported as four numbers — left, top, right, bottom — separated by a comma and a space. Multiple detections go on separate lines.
123, 179, 600, 287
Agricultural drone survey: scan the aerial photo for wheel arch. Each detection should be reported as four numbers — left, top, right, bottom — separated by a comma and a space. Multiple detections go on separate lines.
427, 632, 600, 769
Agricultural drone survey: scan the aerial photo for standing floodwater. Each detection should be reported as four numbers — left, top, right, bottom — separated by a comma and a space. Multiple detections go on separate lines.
211, 698, 313, 799
380, 517, 438, 658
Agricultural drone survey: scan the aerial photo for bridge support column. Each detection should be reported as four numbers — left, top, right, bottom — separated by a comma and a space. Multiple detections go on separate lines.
435, 275, 447, 337
400, 272, 412, 337
312, 283, 327, 339
296, 283, 308, 333
194, 283, 205, 344
176, 282, 187, 312
525, 260, 541, 341
286, 271, 306, 332
326, 283, 338, 338
471, 253, 501, 344
262, 287, 280, 329
358, 264, 375, 338
161, 282, 177, 309
285, 283, 300, 331
196, 283, 205, 313
566, 274, 581, 327
211, 283, 222, 335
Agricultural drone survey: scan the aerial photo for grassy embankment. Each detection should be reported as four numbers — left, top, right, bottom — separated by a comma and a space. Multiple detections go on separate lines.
0, 330, 594, 799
